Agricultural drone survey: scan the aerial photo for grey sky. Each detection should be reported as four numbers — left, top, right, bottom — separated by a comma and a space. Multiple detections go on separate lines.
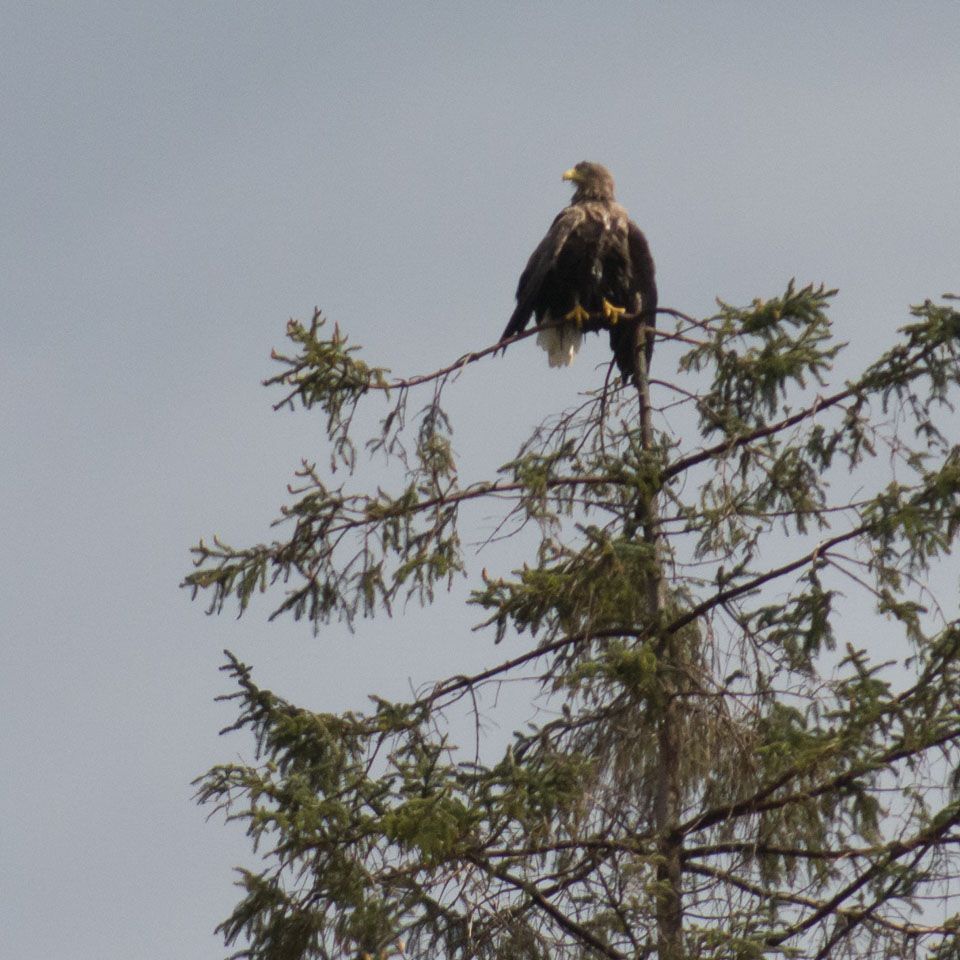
3, 3, 959, 957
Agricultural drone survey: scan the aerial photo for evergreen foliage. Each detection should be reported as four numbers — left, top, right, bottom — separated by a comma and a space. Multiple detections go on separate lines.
187, 286, 960, 960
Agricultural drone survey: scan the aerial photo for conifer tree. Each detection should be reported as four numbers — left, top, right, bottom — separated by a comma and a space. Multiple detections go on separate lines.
187, 286, 960, 960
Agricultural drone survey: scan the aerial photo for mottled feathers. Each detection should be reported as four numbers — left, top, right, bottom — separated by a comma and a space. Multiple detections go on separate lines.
500, 162, 657, 385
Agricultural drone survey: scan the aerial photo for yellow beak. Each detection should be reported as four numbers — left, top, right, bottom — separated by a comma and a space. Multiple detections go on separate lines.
562, 167, 580, 183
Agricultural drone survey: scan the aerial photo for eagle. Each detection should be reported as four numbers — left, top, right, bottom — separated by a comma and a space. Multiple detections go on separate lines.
500, 162, 657, 386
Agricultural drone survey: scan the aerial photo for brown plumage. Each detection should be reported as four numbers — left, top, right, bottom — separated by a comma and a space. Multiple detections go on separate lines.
500, 162, 657, 384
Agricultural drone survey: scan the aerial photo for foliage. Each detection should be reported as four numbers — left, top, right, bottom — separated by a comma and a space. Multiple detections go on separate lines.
187, 290, 960, 960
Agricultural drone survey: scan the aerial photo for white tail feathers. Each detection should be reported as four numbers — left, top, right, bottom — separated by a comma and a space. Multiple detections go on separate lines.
536, 324, 582, 367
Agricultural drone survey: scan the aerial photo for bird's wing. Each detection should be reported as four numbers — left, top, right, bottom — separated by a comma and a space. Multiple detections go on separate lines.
626, 219, 658, 365
500, 206, 585, 342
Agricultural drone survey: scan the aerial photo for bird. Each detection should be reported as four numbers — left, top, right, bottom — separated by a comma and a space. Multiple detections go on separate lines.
500, 162, 657, 386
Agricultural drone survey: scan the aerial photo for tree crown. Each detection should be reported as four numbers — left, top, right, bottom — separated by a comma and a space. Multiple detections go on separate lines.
187, 286, 960, 960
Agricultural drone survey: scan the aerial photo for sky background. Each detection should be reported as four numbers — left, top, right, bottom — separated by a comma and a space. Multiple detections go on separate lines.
3, 2, 960, 957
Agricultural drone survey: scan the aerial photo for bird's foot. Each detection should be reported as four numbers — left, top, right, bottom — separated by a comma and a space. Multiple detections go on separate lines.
602, 300, 626, 325
563, 304, 591, 327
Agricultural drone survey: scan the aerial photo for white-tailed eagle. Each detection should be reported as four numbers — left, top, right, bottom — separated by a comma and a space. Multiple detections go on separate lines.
500, 162, 657, 385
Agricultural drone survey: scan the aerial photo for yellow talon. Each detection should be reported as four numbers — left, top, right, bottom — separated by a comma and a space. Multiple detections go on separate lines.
602, 299, 626, 324
563, 303, 591, 327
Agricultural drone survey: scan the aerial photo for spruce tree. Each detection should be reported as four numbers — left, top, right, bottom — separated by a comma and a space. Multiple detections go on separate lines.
187, 286, 960, 960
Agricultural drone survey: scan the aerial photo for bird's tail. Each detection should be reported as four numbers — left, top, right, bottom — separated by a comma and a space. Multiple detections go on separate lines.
536, 324, 582, 367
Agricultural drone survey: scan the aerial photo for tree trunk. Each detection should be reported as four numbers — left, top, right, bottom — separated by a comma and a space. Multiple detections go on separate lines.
638, 336, 684, 960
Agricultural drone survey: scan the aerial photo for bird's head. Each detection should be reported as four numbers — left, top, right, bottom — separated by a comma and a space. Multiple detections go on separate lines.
562, 162, 616, 203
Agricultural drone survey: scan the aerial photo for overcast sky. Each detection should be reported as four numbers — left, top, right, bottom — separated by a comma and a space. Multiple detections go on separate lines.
3, 3, 960, 957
